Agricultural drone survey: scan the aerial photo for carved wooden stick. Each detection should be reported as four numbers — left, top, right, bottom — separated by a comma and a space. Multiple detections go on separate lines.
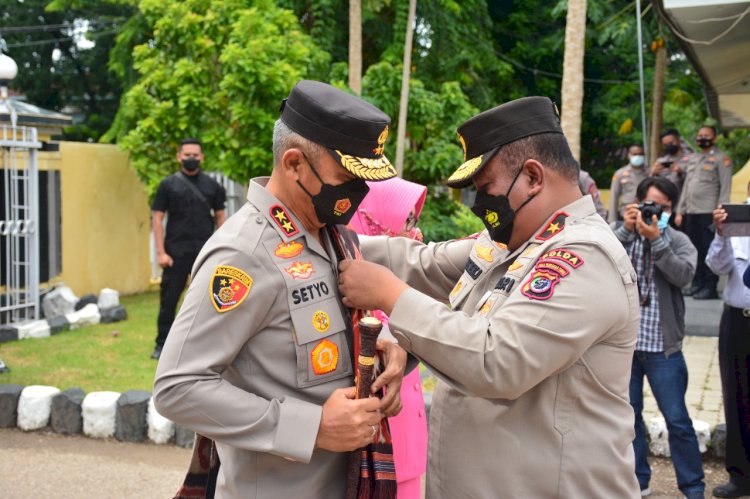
355, 316, 383, 399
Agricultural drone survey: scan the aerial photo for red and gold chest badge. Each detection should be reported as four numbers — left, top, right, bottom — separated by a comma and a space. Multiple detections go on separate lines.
311, 339, 339, 375
285, 261, 315, 279
270, 204, 299, 237
312, 310, 331, 333
274, 241, 304, 259
536, 212, 568, 241
475, 244, 494, 263
210, 266, 253, 313
521, 270, 560, 301
334, 198, 352, 216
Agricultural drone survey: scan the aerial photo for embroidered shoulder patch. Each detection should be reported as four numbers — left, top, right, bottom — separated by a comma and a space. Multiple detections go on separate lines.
210, 266, 253, 313
535, 212, 568, 241
270, 204, 299, 237
539, 248, 584, 268
521, 270, 560, 301
274, 241, 304, 259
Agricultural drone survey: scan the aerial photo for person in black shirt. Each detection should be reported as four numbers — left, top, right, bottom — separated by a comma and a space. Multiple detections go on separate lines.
151, 138, 227, 359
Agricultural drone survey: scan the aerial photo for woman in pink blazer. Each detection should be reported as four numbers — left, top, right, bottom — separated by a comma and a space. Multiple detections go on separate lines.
349, 176, 428, 499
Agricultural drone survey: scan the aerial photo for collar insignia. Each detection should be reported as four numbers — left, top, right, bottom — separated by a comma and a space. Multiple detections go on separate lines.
270, 204, 299, 237
475, 244, 494, 263
210, 266, 253, 313
274, 241, 304, 259
535, 212, 568, 241
285, 261, 315, 279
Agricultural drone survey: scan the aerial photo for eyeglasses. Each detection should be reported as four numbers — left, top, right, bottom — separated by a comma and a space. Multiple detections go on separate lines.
404, 212, 419, 231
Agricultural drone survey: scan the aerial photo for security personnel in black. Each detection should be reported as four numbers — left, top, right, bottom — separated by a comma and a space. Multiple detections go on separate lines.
151, 137, 227, 359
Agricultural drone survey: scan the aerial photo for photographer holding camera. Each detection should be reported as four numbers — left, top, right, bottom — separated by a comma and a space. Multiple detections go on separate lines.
612, 176, 704, 498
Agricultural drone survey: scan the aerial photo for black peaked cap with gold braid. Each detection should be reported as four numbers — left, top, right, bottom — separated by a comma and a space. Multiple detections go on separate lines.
280, 80, 397, 181
446, 96, 563, 188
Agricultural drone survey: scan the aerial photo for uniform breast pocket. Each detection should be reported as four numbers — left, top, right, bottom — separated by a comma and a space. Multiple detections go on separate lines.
290, 298, 353, 388
699, 162, 717, 179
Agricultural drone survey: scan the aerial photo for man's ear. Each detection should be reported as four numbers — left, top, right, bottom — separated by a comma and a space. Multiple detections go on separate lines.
280, 148, 304, 180
523, 159, 544, 196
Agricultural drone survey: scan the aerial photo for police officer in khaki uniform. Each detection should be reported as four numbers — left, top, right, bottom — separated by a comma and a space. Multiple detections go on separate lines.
338, 97, 641, 498
676, 125, 733, 299
650, 128, 692, 195
154, 80, 407, 499
608, 144, 647, 222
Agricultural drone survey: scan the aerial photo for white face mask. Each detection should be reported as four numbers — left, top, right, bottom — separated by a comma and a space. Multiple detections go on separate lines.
630, 155, 645, 167
746, 197, 750, 205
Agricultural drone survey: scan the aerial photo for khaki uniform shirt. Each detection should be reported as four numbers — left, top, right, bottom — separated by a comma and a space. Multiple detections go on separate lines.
578, 170, 606, 218
363, 196, 640, 498
652, 151, 691, 194
154, 177, 358, 499
609, 164, 648, 222
677, 147, 733, 215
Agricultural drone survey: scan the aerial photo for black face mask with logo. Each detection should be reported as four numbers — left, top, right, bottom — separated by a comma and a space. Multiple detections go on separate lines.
297, 154, 370, 226
181, 158, 201, 172
471, 164, 534, 245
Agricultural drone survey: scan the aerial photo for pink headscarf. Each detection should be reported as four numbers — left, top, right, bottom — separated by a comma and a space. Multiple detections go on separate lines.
349, 177, 428, 237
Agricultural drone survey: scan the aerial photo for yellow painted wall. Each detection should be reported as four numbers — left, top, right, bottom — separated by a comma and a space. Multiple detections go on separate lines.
54, 142, 151, 296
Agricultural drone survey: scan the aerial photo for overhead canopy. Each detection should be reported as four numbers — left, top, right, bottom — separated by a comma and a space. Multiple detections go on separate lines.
655, 0, 750, 129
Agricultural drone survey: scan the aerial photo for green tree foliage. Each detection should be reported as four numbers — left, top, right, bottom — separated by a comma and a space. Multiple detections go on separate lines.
0, 0, 135, 141
106, 0, 328, 196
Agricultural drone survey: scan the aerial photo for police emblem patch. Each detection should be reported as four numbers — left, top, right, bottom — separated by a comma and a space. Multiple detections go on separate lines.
274, 241, 304, 259
450, 280, 464, 299
270, 204, 299, 237
312, 310, 331, 333
334, 198, 352, 216
210, 266, 253, 313
285, 261, 315, 279
521, 270, 560, 301
311, 339, 339, 375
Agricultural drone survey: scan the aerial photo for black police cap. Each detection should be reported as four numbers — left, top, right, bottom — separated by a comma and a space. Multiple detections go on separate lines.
280, 80, 396, 181
445, 96, 563, 188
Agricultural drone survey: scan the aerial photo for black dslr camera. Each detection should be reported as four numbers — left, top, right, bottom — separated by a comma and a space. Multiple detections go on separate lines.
638, 200, 663, 225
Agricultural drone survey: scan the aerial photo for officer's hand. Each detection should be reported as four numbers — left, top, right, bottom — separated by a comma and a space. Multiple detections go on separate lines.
338, 260, 409, 315
372, 339, 406, 417
713, 206, 727, 236
157, 252, 173, 268
675, 213, 683, 227
315, 387, 383, 452
635, 211, 660, 241
622, 203, 639, 232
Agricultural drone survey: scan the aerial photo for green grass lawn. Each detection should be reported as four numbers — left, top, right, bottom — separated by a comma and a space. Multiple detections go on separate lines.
0, 292, 161, 393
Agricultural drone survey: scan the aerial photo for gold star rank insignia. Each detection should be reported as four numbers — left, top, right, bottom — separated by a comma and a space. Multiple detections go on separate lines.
536, 212, 568, 241
269, 204, 299, 237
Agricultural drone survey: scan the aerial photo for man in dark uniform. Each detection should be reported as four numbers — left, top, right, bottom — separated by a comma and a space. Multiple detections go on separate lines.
151, 138, 227, 359
154, 81, 407, 498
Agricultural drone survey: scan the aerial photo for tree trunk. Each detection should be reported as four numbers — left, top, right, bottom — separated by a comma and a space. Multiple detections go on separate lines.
348, 0, 362, 95
649, 39, 667, 164
560, 0, 588, 162
395, 0, 417, 176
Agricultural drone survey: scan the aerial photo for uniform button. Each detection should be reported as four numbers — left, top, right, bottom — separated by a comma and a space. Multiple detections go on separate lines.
418, 409, 424, 418
414, 383, 420, 391
255, 216, 263, 224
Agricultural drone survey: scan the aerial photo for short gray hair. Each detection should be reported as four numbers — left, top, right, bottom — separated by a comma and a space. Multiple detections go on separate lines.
272, 119, 325, 166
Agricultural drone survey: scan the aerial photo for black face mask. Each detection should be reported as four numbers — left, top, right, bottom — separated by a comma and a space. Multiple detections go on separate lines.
697, 138, 713, 149
181, 158, 201, 172
663, 144, 679, 156
297, 154, 369, 226
471, 164, 534, 245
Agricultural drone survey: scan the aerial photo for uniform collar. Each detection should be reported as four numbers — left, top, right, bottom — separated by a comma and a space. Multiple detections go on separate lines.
247, 177, 331, 261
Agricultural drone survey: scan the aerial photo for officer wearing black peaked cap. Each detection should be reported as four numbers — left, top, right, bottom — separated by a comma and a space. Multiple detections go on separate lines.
154, 80, 407, 498
338, 96, 642, 497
